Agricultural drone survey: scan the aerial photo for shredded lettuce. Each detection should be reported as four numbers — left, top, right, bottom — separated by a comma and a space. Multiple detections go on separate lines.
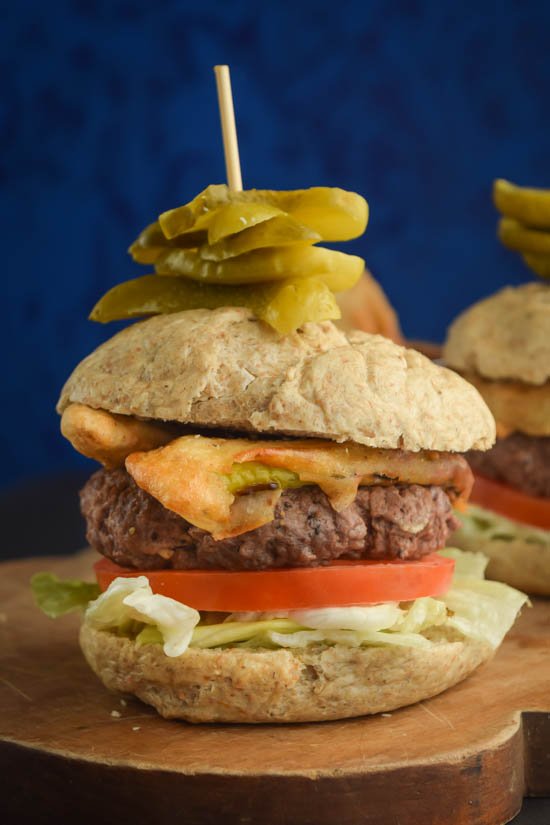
136, 625, 164, 646
31, 573, 101, 618
32, 548, 528, 657
439, 545, 488, 577
85, 576, 200, 656
269, 628, 433, 649
191, 619, 302, 648
228, 603, 403, 631
438, 547, 530, 649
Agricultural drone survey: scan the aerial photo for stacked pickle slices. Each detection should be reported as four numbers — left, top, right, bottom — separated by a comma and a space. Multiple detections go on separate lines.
494, 179, 550, 279
91, 185, 369, 333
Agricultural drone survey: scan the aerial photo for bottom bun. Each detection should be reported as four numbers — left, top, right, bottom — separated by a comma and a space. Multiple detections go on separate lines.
452, 506, 550, 596
80, 623, 492, 723
452, 531, 550, 596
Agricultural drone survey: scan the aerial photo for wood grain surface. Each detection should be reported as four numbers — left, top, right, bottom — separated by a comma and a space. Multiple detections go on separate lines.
1, 550, 549, 825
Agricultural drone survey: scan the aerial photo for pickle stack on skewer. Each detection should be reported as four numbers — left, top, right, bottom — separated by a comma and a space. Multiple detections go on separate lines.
91, 184, 368, 333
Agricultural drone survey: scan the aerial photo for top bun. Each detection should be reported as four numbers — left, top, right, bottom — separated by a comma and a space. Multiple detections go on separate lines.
443, 283, 550, 386
58, 308, 494, 452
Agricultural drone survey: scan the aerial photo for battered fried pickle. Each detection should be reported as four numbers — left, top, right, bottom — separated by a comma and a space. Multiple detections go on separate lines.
61, 403, 176, 468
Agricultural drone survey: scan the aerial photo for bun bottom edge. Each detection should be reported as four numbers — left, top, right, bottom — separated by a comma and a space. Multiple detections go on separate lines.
80, 623, 492, 724
452, 531, 550, 596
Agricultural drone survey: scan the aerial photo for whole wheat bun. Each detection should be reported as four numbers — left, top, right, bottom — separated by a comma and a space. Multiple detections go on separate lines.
458, 370, 550, 437
80, 622, 492, 723
58, 308, 494, 452
443, 283, 550, 386
335, 269, 403, 343
452, 522, 550, 597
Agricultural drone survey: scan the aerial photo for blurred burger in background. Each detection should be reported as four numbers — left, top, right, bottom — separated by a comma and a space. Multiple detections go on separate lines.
336, 269, 441, 361
336, 268, 403, 343
443, 282, 550, 595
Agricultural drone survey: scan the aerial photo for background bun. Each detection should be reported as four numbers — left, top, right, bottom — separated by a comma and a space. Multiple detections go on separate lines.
452, 531, 550, 596
58, 308, 494, 452
80, 623, 492, 723
443, 283, 550, 385
335, 268, 403, 342
456, 371, 550, 436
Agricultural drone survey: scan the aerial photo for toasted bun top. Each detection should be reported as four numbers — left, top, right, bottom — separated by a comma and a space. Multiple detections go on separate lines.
58, 308, 495, 452
443, 283, 550, 386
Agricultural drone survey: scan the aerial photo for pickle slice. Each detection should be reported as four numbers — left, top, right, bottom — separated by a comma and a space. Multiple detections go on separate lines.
202, 215, 321, 261
155, 245, 364, 291
224, 462, 302, 494
261, 276, 341, 333
498, 218, 550, 254
128, 222, 167, 264
129, 205, 318, 265
522, 253, 550, 279
207, 203, 286, 243
89, 274, 341, 332
159, 184, 368, 241
129, 222, 206, 264
494, 179, 550, 229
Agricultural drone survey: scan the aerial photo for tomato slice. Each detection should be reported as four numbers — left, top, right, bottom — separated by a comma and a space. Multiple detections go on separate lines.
94, 554, 455, 612
470, 473, 550, 531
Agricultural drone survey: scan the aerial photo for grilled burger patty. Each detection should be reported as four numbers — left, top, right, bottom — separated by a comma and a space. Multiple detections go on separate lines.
81, 468, 459, 571
466, 433, 550, 498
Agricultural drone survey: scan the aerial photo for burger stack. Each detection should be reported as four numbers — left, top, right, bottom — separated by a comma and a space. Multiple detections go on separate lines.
33, 184, 528, 724
444, 179, 550, 595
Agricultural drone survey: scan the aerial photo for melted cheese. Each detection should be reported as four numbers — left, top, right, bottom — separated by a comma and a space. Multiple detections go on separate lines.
125, 435, 472, 540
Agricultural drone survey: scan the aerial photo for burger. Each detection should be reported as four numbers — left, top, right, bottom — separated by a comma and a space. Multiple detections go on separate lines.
335, 267, 403, 342
443, 282, 550, 595
32, 306, 528, 723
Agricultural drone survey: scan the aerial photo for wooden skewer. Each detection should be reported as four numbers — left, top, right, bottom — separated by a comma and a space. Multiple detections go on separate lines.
214, 65, 243, 191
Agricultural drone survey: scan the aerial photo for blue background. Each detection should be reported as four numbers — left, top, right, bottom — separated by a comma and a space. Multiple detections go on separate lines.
3, 0, 549, 490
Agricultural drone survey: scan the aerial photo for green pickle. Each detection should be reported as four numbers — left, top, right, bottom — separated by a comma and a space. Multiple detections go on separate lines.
224, 462, 302, 495
262, 277, 341, 333
523, 253, 550, 279
130, 211, 320, 265
159, 184, 368, 241
203, 215, 321, 260
207, 203, 285, 243
155, 245, 363, 290
89, 274, 341, 333
129, 222, 207, 265
95, 183, 369, 333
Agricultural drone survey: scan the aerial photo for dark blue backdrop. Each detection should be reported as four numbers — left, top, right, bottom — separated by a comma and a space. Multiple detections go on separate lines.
3, 0, 549, 489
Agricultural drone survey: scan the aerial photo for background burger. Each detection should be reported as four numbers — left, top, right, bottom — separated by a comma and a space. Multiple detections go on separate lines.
443, 282, 550, 595
33, 307, 527, 723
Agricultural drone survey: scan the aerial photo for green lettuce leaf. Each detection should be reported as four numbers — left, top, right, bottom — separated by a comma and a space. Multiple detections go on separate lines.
85, 576, 200, 656
191, 618, 302, 648
34, 548, 528, 656
31, 573, 101, 618
438, 547, 530, 649
136, 625, 164, 646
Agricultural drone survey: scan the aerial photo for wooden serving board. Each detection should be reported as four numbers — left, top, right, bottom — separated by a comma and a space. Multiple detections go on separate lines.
1, 551, 549, 825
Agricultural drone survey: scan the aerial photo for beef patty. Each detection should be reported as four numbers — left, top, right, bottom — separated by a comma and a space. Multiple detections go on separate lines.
466, 433, 550, 498
81, 468, 459, 571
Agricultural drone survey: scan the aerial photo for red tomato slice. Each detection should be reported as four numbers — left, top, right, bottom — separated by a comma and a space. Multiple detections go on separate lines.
94, 554, 455, 612
470, 473, 550, 531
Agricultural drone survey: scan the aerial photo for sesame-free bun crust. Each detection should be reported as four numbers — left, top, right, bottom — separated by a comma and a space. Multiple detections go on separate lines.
80, 622, 492, 723
58, 308, 494, 452
458, 371, 550, 436
452, 526, 550, 596
443, 283, 550, 386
